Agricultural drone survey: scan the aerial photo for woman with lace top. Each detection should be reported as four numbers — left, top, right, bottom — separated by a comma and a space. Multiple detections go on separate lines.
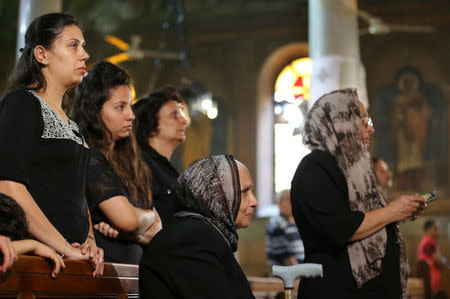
69, 61, 161, 264
0, 13, 103, 276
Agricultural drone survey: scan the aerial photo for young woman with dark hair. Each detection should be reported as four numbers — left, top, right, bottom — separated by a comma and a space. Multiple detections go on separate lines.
70, 61, 160, 264
0, 13, 103, 276
133, 87, 188, 224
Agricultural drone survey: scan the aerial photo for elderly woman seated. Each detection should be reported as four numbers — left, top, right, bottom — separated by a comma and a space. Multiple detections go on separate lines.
139, 155, 258, 299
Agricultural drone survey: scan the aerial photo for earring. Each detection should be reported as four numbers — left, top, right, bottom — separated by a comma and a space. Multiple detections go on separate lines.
43, 61, 48, 66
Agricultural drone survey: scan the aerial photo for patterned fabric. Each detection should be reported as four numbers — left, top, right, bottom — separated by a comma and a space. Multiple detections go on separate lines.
28, 90, 88, 148
266, 215, 304, 265
176, 155, 241, 252
303, 88, 408, 296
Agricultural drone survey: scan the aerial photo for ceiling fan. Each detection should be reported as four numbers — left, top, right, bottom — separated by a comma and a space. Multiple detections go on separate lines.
357, 9, 435, 36
103, 34, 185, 64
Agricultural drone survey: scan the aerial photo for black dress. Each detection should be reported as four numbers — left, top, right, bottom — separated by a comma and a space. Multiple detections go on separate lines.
85, 148, 143, 264
139, 143, 179, 225
0, 90, 90, 243
139, 217, 255, 299
291, 149, 401, 299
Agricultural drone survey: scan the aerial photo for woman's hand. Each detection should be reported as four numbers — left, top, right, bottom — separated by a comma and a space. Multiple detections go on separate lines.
30, 240, 65, 278
69, 240, 104, 277
387, 194, 426, 222
0, 235, 17, 273
94, 222, 119, 239
11, 239, 65, 278
350, 194, 426, 241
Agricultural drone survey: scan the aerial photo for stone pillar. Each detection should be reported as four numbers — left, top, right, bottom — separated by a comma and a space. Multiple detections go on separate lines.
16, 0, 62, 62
308, 0, 368, 107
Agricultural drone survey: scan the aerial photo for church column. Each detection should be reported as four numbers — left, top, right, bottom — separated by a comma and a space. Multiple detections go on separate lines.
308, 0, 368, 106
16, 0, 62, 62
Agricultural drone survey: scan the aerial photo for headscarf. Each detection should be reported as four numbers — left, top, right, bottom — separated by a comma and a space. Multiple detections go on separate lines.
175, 155, 241, 252
303, 88, 408, 296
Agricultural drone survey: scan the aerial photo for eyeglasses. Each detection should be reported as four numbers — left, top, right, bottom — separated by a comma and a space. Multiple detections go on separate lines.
361, 115, 373, 128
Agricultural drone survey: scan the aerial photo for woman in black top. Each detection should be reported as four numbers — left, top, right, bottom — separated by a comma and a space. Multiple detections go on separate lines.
70, 61, 161, 264
133, 88, 188, 225
0, 13, 103, 275
140, 155, 258, 299
291, 89, 426, 298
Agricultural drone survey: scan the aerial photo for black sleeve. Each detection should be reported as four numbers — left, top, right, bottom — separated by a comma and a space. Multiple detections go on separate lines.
85, 149, 129, 211
0, 90, 41, 188
140, 220, 243, 299
291, 152, 365, 248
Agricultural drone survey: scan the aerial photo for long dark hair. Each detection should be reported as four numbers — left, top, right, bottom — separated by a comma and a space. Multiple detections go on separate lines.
133, 87, 184, 146
70, 61, 152, 208
2, 13, 79, 98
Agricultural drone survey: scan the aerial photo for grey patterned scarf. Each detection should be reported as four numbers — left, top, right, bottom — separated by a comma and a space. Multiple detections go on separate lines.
175, 155, 241, 252
303, 88, 408, 296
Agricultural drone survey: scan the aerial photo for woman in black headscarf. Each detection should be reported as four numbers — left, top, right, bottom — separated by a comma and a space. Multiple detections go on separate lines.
139, 155, 257, 299
291, 88, 426, 299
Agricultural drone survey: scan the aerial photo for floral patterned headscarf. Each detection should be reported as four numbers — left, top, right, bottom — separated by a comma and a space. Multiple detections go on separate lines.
175, 155, 241, 252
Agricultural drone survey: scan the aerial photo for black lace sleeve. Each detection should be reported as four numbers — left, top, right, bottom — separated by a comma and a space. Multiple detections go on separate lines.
85, 148, 129, 211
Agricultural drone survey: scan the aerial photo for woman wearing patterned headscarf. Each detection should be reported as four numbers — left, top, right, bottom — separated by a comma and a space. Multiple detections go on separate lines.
139, 155, 257, 299
291, 89, 425, 299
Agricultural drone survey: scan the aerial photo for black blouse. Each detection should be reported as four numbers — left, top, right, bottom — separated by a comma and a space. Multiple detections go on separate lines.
85, 148, 143, 264
0, 89, 90, 243
139, 143, 179, 225
291, 149, 401, 299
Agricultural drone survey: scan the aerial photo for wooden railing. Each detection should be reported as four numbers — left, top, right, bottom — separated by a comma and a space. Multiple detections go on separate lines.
0, 255, 138, 298
0, 256, 426, 299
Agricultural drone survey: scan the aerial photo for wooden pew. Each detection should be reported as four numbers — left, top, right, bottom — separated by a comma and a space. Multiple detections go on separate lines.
407, 277, 425, 299
0, 255, 138, 298
248, 276, 425, 299
416, 260, 432, 299
0, 256, 426, 298
248, 276, 299, 299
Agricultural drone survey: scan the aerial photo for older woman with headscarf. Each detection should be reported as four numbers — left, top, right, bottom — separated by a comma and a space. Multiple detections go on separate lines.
139, 155, 257, 299
291, 89, 426, 299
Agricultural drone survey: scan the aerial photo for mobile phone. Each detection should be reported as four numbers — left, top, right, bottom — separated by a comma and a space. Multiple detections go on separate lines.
421, 191, 438, 204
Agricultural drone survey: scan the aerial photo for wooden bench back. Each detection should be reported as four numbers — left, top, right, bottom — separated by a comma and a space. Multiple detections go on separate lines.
0, 255, 138, 299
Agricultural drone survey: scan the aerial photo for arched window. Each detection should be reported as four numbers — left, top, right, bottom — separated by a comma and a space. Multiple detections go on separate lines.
273, 57, 312, 192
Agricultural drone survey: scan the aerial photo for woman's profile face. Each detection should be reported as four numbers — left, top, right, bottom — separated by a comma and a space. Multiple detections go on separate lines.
39, 25, 89, 89
358, 101, 374, 145
100, 85, 135, 142
234, 163, 258, 229
154, 100, 188, 144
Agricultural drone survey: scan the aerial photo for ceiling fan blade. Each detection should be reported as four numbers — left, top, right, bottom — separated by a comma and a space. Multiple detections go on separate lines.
388, 24, 435, 33
357, 9, 375, 24
104, 35, 130, 51
105, 52, 132, 64
141, 50, 184, 60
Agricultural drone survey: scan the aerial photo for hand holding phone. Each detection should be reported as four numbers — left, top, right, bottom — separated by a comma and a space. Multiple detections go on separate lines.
421, 191, 438, 204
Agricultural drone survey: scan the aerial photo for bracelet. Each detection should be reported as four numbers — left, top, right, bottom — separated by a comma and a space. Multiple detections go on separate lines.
60, 239, 68, 258
86, 235, 96, 242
